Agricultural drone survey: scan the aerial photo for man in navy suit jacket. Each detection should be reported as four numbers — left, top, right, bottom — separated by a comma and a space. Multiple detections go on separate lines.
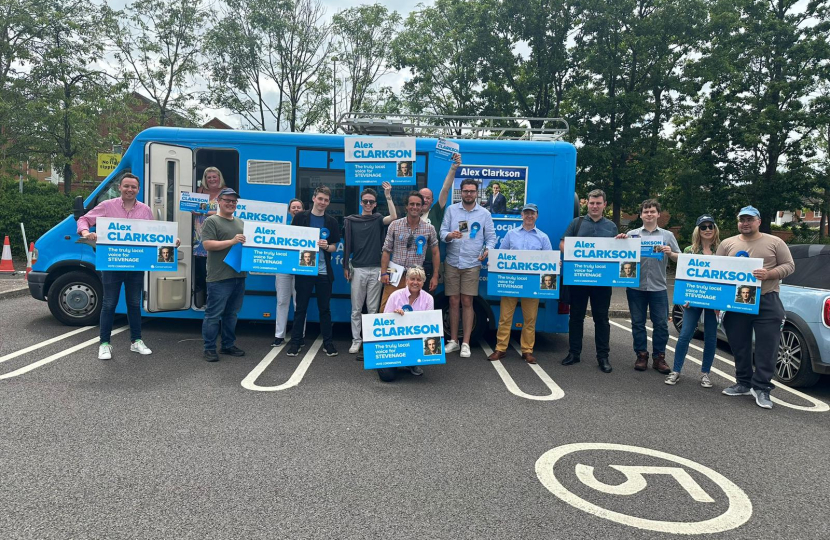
484, 182, 507, 214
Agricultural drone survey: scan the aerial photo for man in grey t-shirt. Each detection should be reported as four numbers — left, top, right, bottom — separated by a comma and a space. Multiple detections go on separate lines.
616, 198, 680, 373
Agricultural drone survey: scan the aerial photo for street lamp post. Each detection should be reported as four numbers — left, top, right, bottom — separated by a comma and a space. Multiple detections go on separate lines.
332, 55, 339, 133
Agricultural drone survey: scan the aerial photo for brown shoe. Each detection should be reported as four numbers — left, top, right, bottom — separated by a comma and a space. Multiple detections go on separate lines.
634, 351, 649, 371
522, 352, 536, 364
653, 352, 671, 374
488, 350, 506, 361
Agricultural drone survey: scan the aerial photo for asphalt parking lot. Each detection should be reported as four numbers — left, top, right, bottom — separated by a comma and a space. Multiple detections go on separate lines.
2, 294, 829, 539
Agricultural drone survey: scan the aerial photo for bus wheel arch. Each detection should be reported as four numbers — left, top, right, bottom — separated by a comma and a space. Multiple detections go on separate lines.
47, 269, 103, 326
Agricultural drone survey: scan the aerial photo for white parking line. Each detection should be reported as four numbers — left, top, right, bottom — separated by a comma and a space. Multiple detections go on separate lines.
0, 326, 128, 380
480, 340, 565, 401
609, 320, 829, 412
241, 337, 323, 392
0, 326, 94, 364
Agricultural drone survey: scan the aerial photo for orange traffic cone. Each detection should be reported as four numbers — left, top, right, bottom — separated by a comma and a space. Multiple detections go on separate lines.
25, 242, 34, 281
0, 236, 14, 273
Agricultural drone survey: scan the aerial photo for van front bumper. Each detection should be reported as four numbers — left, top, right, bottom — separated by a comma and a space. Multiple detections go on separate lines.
28, 271, 47, 300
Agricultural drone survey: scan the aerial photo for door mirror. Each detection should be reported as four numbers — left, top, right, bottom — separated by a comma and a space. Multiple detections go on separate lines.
72, 196, 85, 221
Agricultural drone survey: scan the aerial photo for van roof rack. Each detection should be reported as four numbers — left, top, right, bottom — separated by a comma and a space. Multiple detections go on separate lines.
338, 113, 569, 141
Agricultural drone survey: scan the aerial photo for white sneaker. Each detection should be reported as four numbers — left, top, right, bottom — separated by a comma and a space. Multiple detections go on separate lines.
445, 340, 460, 353
460, 343, 471, 358
98, 343, 113, 360
130, 339, 152, 355
349, 339, 362, 354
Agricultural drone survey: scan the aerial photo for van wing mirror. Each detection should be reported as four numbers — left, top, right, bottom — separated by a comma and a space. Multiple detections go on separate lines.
73, 196, 85, 221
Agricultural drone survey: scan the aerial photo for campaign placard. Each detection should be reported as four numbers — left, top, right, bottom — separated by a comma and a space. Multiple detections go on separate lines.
673, 254, 763, 314
487, 249, 561, 299
240, 222, 320, 275
179, 192, 211, 213
435, 138, 459, 161
362, 310, 446, 369
639, 237, 664, 260
95, 218, 178, 271
344, 136, 417, 186
453, 165, 527, 218
234, 199, 289, 224
562, 237, 641, 286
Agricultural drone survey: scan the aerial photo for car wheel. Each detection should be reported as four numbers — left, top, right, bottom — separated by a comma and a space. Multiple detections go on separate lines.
47, 271, 102, 326
774, 324, 821, 388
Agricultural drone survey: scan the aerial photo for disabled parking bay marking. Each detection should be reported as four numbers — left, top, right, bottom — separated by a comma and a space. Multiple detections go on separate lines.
536, 442, 753, 535
609, 320, 829, 413
0, 326, 128, 380
241, 336, 323, 392
479, 340, 565, 401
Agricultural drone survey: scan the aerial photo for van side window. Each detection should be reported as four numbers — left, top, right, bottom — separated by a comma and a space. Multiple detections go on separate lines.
91, 171, 130, 207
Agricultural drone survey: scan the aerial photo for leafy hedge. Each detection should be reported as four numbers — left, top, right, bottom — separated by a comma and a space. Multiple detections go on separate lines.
0, 178, 89, 258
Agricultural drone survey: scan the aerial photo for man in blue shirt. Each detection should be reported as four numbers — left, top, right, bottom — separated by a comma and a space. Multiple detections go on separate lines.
439, 178, 496, 357
488, 203, 552, 364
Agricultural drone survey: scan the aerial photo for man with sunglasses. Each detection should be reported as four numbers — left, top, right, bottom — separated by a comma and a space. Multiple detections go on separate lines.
343, 182, 398, 353
201, 187, 247, 362
717, 205, 794, 410
380, 191, 440, 312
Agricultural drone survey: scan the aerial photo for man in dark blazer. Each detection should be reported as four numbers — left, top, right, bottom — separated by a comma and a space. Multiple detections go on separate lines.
286, 186, 341, 358
484, 182, 507, 215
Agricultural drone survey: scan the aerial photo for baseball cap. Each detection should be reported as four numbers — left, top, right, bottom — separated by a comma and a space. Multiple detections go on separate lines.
521, 203, 539, 213
695, 214, 715, 227
218, 187, 239, 199
737, 205, 760, 218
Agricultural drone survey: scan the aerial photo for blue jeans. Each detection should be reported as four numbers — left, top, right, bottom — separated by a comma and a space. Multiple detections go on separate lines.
626, 288, 669, 354
202, 278, 246, 351
672, 306, 717, 373
100, 271, 143, 344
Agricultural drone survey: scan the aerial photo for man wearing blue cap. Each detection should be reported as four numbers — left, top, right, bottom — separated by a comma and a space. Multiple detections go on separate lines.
201, 187, 247, 362
716, 205, 794, 409
487, 203, 552, 363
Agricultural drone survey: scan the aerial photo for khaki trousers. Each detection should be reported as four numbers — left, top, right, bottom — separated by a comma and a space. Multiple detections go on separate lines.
495, 297, 540, 353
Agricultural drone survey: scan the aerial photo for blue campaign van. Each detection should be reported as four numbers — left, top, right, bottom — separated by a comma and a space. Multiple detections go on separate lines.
28, 116, 577, 339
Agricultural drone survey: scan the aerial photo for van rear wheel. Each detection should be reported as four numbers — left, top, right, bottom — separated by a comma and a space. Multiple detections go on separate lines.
47, 271, 102, 326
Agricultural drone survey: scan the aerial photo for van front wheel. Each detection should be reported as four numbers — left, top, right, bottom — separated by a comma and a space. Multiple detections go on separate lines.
47, 271, 102, 326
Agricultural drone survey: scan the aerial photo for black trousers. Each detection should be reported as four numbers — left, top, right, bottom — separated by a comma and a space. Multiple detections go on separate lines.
723, 292, 785, 393
292, 274, 333, 346
568, 285, 612, 359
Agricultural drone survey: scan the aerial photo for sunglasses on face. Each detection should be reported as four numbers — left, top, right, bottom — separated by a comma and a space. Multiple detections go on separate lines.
698, 224, 714, 230
361, 199, 377, 205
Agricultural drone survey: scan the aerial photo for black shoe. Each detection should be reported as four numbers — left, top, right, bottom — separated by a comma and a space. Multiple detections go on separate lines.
220, 346, 245, 357
271, 337, 285, 347
561, 353, 581, 366
286, 341, 303, 357
598, 357, 612, 373
324, 343, 338, 357
203, 350, 219, 362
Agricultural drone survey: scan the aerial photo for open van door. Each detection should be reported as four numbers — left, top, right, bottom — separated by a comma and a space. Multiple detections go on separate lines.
144, 142, 193, 312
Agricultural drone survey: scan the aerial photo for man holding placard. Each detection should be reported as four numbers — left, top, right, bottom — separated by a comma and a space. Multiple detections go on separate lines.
616, 199, 680, 373
717, 205, 794, 409
487, 203, 553, 364
421, 153, 461, 286
79, 173, 179, 360
559, 189, 618, 373
286, 186, 341, 358
440, 178, 496, 357
201, 187, 247, 362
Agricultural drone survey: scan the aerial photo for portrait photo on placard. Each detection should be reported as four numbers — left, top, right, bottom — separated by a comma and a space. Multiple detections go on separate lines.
619, 261, 638, 278
299, 250, 317, 267
158, 246, 175, 263
540, 274, 557, 290
423, 337, 442, 356
734, 285, 757, 304
397, 161, 413, 177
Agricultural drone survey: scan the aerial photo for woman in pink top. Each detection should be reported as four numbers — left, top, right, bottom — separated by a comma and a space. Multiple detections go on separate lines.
378, 266, 434, 381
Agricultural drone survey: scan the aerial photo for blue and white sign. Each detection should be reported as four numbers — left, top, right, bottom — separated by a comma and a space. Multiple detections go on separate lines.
453, 165, 527, 218
344, 136, 417, 186
673, 254, 763, 314
640, 237, 664, 260
563, 237, 641, 287
240, 222, 320, 275
234, 199, 289, 224
362, 310, 446, 369
435, 138, 459, 161
95, 218, 178, 271
179, 192, 210, 213
487, 249, 561, 299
